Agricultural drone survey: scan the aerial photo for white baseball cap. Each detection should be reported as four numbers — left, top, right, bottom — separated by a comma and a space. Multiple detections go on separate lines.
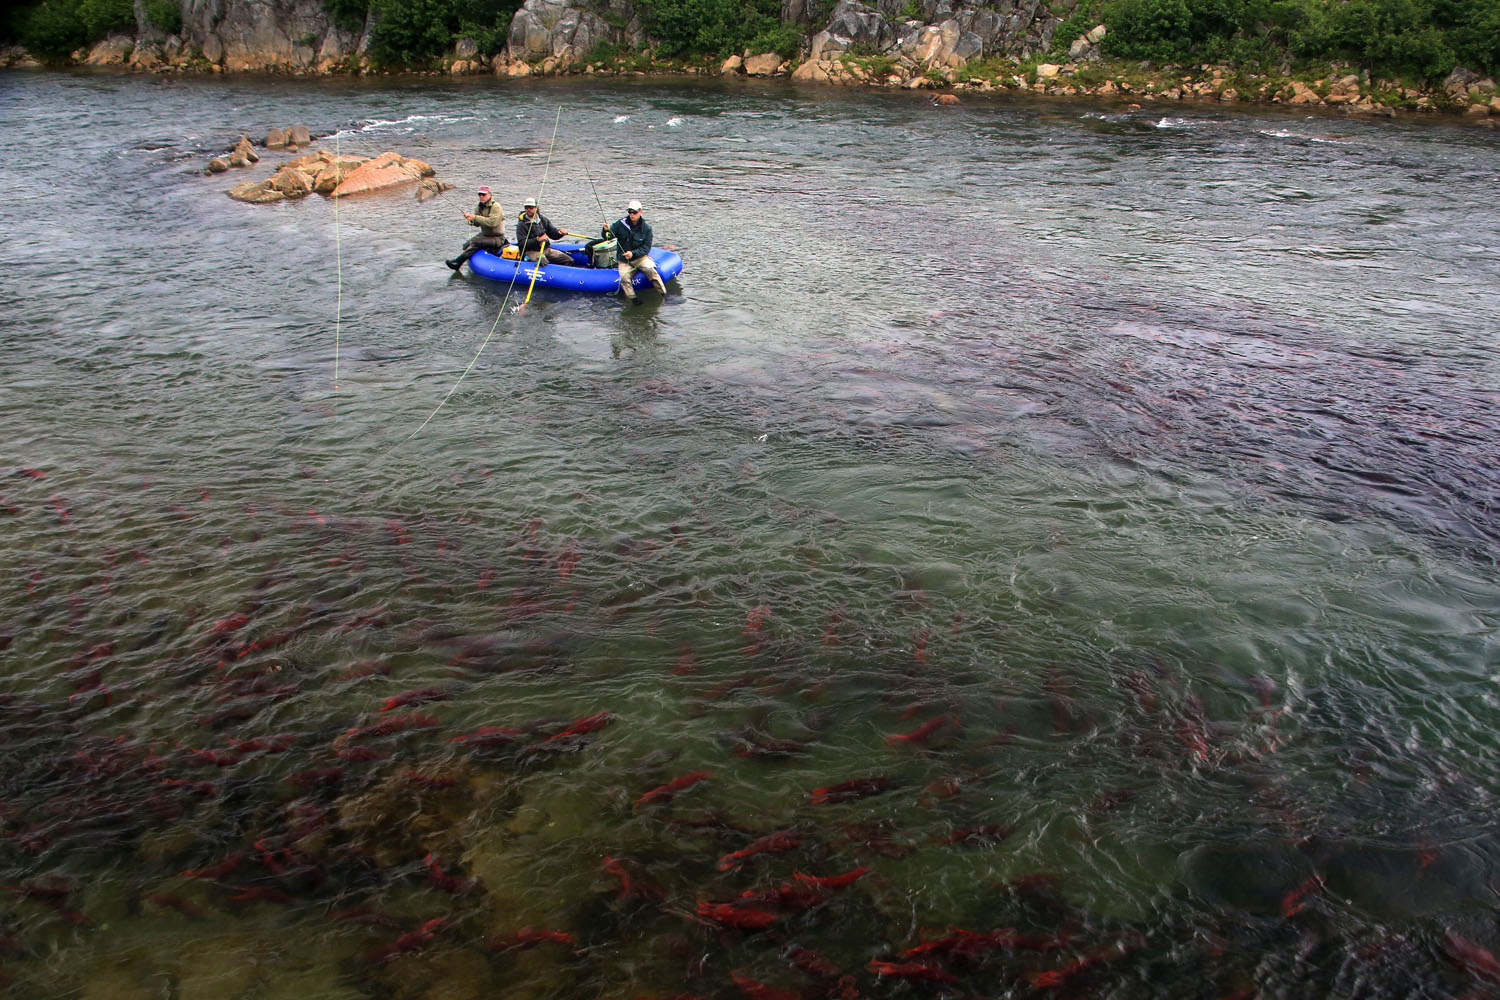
626, 199, 643, 212
523, 197, 537, 207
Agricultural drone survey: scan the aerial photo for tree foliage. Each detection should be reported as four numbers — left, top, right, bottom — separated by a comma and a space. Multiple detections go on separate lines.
1101, 0, 1499, 80
3, 0, 134, 59
142, 0, 182, 35
634, 0, 785, 58
363, 0, 520, 66
321, 0, 369, 33
3, 0, 1496, 83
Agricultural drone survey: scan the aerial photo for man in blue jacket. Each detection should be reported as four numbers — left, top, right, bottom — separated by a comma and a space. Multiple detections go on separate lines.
609, 199, 667, 303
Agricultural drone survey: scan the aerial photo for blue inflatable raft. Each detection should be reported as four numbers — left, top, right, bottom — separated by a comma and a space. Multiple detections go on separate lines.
467, 244, 683, 293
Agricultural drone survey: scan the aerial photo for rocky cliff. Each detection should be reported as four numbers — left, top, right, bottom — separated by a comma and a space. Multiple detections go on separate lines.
74, 0, 369, 72
60, 0, 1067, 79
502, 0, 1066, 75
21, 0, 1494, 118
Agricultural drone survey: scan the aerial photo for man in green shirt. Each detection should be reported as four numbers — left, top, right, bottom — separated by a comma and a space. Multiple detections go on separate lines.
446, 186, 508, 272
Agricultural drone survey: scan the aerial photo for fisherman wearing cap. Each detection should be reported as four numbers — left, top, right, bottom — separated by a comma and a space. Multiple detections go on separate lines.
445, 185, 508, 272
514, 197, 573, 266
609, 199, 667, 303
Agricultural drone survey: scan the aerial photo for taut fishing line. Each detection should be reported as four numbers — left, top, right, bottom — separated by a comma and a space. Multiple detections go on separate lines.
397, 106, 564, 446
333, 124, 343, 389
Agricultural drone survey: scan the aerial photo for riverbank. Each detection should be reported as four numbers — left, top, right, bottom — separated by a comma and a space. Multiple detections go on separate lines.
4, 42, 1498, 123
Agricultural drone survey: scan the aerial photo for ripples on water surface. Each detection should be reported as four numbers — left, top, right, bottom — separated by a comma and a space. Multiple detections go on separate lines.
1, 72, 1499, 998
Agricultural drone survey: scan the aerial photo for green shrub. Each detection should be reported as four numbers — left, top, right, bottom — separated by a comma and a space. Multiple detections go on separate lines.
746, 21, 803, 59
15, 1, 90, 58
77, 0, 134, 36
581, 40, 621, 64
7, 0, 132, 59
2, 0, 129, 58
1101, 0, 1495, 79
141, 0, 180, 35
1291, 0, 1458, 79
634, 0, 785, 59
1101, 0, 1207, 63
322, 0, 369, 33
954, 54, 1019, 81
1048, 1, 1104, 56
365, 0, 519, 66
856, 54, 898, 77
1446, 0, 1500, 73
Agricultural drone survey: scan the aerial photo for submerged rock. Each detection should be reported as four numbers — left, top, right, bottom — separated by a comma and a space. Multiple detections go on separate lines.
227, 178, 286, 204
417, 177, 455, 201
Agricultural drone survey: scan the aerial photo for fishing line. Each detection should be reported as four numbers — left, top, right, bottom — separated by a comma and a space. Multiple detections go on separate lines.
398, 106, 564, 446
333, 125, 343, 389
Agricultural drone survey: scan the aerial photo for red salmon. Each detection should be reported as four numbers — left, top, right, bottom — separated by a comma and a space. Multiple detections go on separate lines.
886, 714, 954, 746
379, 687, 447, 712
869, 960, 956, 983
793, 866, 868, 889
547, 711, 612, 740
1282, 874, 1324, 917
340, 713, 439, 742
696, 900, 779, 929
365, 917, 447, 964
730, 972, 801, 1000
448, 726, 522, 747
1444, 933, 1500, 983
488, 927, 576, 950
716, 830, 803, 871
637, 770, 712, 806
810, 777, 890, 804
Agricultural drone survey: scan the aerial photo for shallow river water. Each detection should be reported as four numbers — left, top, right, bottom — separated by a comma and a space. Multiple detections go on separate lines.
1, 70, 1499, 999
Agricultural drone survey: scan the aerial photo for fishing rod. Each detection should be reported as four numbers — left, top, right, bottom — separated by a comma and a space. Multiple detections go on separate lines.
515, 109, 567, 313
581, 159, 611, 237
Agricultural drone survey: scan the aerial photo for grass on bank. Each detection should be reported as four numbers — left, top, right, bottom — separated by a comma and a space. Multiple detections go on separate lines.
1054, 0, 1499, 83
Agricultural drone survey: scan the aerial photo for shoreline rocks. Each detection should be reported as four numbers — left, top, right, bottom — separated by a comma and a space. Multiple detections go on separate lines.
1, 0, 1493, 122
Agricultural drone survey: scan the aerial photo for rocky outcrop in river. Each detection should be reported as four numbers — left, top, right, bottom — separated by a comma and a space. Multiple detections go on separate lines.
224, 147, 449, 204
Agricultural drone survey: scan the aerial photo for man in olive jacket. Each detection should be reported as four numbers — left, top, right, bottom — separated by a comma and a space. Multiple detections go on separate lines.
515, 198, 573, 265
609, 199, 667, 302
446, 186, 508, 272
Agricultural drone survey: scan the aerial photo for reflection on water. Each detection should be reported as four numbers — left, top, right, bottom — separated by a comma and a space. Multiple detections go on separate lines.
1, 72, 1499, 999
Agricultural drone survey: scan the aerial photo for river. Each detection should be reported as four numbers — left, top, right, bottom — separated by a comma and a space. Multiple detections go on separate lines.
1, 70, 1499, 999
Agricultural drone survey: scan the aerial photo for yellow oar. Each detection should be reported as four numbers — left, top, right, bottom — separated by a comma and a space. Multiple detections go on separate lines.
518, 229, 610, 312
516, 239, 547, 312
